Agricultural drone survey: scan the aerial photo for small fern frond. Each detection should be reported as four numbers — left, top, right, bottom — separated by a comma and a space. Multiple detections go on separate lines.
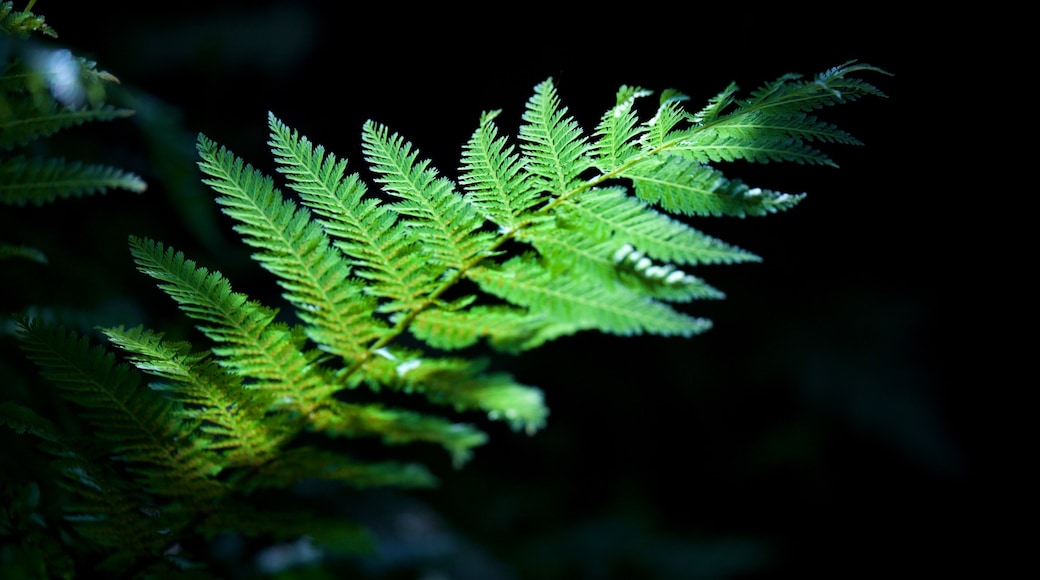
469, 253, 712, 338
362, 120, 492, 271
51, 454, 173, 568
558, 185, 759, 265
592, 85, 654, 169
14, 319, 226, 501
624, 154, 804, 217
99, 325, 277, 467
459, 109, 543, 231
308, 401, 488, 468
127, 236, 331, 412
0, 1, 55, 38
0, 241, 47, 262
421, 370, 548, 434
0, 400, 62, 442
409, 305, 543, 353
746, 60, 890, 112
241, 447, 437, 492
0, 103, 133, 149
518, 78, 593, 196
0, 155, 147, 205
196, 133, 386, 362
267, 113, 435, 313
686, 82, 738, 127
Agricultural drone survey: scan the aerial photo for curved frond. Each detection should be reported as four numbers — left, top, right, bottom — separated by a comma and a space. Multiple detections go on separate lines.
196, 133, 387, 361
100, 325, 278, 467
0, 155, 146, 205
0, 103, 133, 149
591, 85, 653, 170
0, 242, 47, 262
242, 447, 437, 491
624, 154, 804, 217
362, 120, 491, 271
267, 113, 435, 313
0, 2, 56, 38
459, 109, 543, 231
127, 236, 331, 409
468, 253, 712, 338
518, 78, 593, 196
558, 186, 760, 265
14, 319, 223, 497
308, 400, 488, 468
410, 304, 543, 353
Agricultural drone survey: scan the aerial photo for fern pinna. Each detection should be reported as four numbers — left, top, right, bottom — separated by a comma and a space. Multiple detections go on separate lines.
7, 61, 887, 575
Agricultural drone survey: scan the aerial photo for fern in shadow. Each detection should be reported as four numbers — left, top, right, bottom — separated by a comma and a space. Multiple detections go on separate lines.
3, 57, 888, 577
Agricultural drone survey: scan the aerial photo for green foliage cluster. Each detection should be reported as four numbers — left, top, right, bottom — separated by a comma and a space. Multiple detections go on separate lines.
0, 3, 889, 576
1, 1, 146, 264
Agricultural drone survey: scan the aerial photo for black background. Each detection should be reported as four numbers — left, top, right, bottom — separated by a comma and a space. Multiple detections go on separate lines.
7, 3, 986, 578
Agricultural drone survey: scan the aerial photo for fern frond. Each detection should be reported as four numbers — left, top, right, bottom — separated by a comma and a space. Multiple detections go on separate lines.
687, 82, 739, 126
521, 222, 723, 305
241, 447, 437, 492
362, 120, 492, 271
624, 154, 804, 217
0, 241, 47, 262
469, 253, 712, 338
0, 155, 147, 205
0, 1, 55, 38
557, 185, 759, 265
0, 102, 133, 149
591, 84, 654, 169
746, 60, 889, 112
127, 236, 331, 412
267, 113, 436, 313
518, 78, 593, 196
14, 319, 224, 498
459, 109, 544, 231
661, 60, 889, 167
15, 319, 175, 455
0, 400, 62, 442
51, 454, 174, 569
668, 126, 838, 165
419, 369, 548, 434
409, 305, 543, 353
100, 325, 278, 467
196, 133, 386, 362
308, 401, 488, 468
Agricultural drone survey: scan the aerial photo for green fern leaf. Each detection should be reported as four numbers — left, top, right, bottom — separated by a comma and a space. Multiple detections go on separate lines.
459, 109, 544, 231
410, 305, 543, 352
0, 155, 146, 205
469, 253, 712, 338
242, 447, 437, 491
0, 102, 133, 149
518, 78, 593, 196
624, 154, 804, 217
0, 1, 56, 38
557, 185, 759, 265
196, 133, 387, 362
0, 400, 62, 441
127, 236, 332, 413
591, 84, 654, 169
362, 120, 492, 271
15, 319, 224, 497
267, 113, 436, 313
307, 401, 488, 468
100, 325, 279, 467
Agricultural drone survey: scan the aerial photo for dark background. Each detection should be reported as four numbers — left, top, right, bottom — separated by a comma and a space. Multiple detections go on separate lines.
7, 3, 984, 578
